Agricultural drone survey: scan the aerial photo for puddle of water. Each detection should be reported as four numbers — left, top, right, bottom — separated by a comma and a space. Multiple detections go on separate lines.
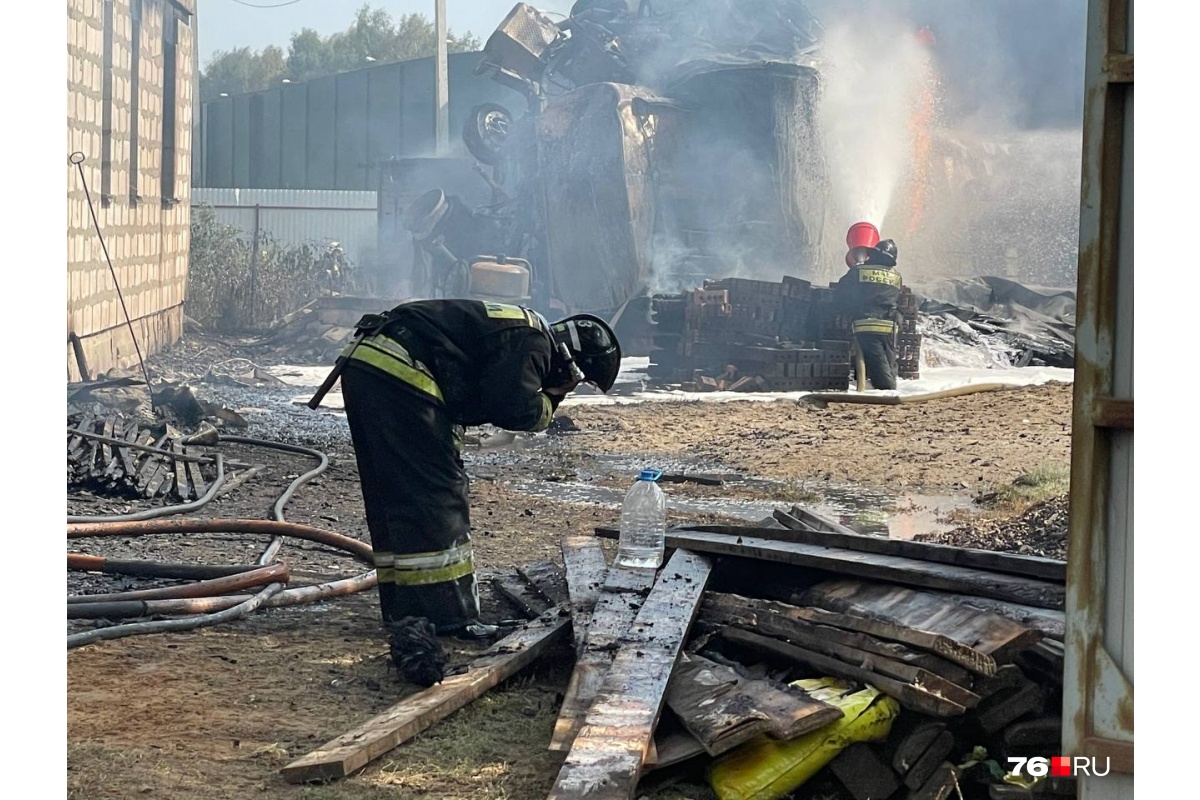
496, 451, 976, 538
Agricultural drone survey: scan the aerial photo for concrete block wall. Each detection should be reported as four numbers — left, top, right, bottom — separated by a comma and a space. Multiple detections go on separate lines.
66, 0, 196, 382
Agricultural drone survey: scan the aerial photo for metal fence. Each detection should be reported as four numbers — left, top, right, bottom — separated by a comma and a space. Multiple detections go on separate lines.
192, 188, 378, 271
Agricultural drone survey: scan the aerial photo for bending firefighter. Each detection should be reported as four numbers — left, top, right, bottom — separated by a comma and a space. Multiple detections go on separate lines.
837, 222, 905, 390
309, 299, 621, 686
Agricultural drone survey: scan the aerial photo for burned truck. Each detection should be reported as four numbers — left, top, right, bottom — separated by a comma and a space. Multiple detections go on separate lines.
402, 2, 838, 347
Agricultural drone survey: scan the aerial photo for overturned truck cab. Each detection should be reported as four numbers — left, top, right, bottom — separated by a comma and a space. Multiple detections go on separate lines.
404, 1, 832, 356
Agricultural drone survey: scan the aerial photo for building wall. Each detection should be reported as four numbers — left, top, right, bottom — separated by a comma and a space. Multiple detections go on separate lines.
67, 0, 195, 382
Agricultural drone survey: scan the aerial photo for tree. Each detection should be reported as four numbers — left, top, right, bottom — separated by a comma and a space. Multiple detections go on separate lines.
200, 4, 481, 102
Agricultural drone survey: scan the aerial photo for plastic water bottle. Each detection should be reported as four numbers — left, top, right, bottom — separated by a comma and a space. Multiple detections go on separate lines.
615, 469, 666, 570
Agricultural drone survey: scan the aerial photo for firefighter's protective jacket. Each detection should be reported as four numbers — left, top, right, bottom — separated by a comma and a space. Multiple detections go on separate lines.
836, 262, 904, 336
340, 299, 561, 432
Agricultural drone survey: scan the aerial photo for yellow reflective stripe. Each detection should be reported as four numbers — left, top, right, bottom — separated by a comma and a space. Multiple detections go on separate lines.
347, 338, 443, 401
534, 393, 553, 432
484, 302, 527, 320
386, 557, 476, 586
858, 268, 902, 286
375, 543, 472, 569
853, 318, 898, 335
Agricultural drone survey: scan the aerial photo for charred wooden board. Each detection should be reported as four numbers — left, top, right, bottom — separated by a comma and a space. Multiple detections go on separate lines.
517, 560, 569, 606
683, 518, 1066, 584
903, 731, 956, 790
770, 601, 997, 677
665, 652, 842, 756
550, 565, 657, 752
183, 445, 206, 501
491, 571, 551, 619
547, 550, 713, 800
702, 600, 979, 710
704, 594, 973, 686
720, 628, 967, 718
653, 529, 1065, 610
562, 535, 609, 654
886, 720, 948, 777
280, 607, 570, 784
801, 580, 1044, 665
829, 743, 901, 800
932, 592, 1066, 640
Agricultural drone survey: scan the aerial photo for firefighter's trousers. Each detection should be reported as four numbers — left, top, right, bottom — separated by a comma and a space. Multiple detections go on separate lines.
340, 360, 478, 633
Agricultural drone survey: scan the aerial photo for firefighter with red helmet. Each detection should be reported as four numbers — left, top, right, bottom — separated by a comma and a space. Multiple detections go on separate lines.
309, 299, 621, 685
837, 224, 905, 390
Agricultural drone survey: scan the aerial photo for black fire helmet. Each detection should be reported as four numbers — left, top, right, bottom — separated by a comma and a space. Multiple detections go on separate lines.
549, 314, 623, 393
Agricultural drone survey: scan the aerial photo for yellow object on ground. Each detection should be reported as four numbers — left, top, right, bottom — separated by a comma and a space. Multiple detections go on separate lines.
709, 678, 902, 800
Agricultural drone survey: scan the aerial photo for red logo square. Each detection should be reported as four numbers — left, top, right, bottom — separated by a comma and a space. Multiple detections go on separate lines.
1051, 756, 1072, 777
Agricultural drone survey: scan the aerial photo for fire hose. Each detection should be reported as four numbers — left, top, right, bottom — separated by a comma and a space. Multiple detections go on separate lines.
803, 382, 1013, 405
66, 434, 376, 650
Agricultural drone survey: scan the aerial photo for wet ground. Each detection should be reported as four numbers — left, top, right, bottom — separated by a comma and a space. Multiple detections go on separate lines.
67, 331, 1075, 800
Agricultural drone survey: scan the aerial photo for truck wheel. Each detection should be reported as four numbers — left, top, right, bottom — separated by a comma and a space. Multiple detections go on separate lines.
463, 104, 512, 166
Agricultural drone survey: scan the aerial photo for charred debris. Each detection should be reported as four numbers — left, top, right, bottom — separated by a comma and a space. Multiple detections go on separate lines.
282, 511, 1069, 800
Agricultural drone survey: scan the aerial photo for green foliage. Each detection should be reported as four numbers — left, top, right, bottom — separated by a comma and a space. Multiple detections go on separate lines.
186, 205, 356, 332
200, 4, 481, 101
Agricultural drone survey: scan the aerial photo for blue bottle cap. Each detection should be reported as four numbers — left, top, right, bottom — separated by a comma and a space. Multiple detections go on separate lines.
638, 469, 663, 482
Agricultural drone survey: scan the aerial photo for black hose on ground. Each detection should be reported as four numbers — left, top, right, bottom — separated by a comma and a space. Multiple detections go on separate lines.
67, 434, 354, 650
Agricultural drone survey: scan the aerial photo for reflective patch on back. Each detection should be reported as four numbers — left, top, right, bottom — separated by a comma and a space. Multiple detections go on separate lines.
483, 302, 527, 320
858, 268, 902, 286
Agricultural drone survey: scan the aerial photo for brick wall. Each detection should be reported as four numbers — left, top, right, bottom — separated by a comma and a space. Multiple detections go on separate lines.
66, 0, 196, 381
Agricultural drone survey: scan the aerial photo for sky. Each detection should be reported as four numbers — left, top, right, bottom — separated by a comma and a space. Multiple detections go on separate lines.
197, 0, 576, 68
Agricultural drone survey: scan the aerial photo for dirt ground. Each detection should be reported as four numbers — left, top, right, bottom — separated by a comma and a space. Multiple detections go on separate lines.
67, 336, 1074, 800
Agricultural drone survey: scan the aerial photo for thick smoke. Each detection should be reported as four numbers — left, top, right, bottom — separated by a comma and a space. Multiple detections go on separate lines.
815, 13, 930, 229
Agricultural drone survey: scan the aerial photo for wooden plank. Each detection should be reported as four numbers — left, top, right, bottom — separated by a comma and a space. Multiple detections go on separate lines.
664, 652, 842, 756
704, 593, 973, 686
701, 601, 979, 710
96, 414, 116, 478
170, 440, 189, 500
935, 592, 1066, 640
771, 602, 998, 677
280, 607, 571, 784
720, 628, 967, 718
903, 731, 955, 790
516, 560, 569, 605
491, 572, 550, 619
974, 681, 1045, 734
183, 445, 206, 500
549, 565, 657, 752
561, 535, 609, 654
119, 422, 140, 481
657, 529, 1066, 609
680, 520, 1066, 584
801, 580, 1045, 665
547, 550, 713, 800
887, 720, 947, 777
788, 504, 860, 536
137, 434, 171, 497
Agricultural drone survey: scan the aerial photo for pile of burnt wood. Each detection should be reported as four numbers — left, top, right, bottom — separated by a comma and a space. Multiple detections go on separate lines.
281, 504, 1069, 800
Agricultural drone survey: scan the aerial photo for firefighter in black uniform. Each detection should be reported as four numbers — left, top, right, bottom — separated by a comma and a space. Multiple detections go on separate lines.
837, 238, 904, 390
310, 299, 621, 685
